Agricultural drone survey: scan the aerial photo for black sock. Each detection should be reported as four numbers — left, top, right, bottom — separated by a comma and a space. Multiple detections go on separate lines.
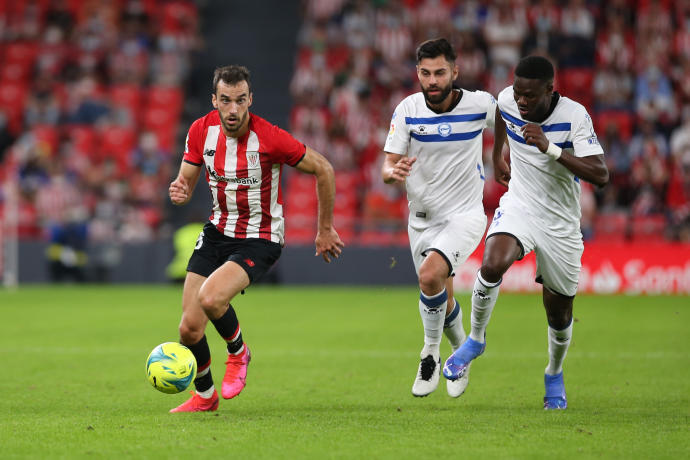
184, 335, 214, 393
210, 304, 244, 354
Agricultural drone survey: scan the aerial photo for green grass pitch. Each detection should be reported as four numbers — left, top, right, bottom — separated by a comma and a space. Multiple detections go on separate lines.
0, 285, 688, 459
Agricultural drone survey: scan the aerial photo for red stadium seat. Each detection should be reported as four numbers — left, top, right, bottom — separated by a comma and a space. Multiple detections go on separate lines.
67, 125, 97, 157
98, 125, 137, 173
110, 84, 143, 124
142, 106, 178, 151
30, 125, 60, 156
557, 68, 594, 110
147, 85, 183, 116
630, 215, 668, 243
595, 111, 634, 141
0, 80, 29, 135
593, 212, 629, 243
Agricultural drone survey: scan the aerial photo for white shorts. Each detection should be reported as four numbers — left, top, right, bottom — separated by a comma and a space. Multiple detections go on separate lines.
486, 205, 584, 296
409, 210, 487, 277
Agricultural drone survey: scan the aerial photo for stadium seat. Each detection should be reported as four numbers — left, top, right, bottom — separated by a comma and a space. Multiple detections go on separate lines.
30, 125, 60, 157
147, 85, 183, 117
593, 211, 629, 243
98, 125, 137, 173
110, 84, 143, 124
0, 80, 29, 135
595, 111, 635, 141
558, 68, 594, 110
630, 214, 668, 243
142, 106, 178, 151
67, 125, 97, 157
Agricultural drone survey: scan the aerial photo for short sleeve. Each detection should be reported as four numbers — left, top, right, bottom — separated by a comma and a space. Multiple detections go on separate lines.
483, 91, 497, 130
267, 124, 306, 166
383, 101, 410, 155
183, 119, 204, 165
571, 108, 604, 158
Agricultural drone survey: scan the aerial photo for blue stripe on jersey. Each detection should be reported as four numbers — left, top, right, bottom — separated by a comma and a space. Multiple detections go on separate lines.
501, 111, 571, 132
506, 128, 573, 149
411, 129, 483, 142
542, 122, 571, 132
506, 128, 526, 143
405, 113, 486, 124
500, 110, 525, 126
477, 163, 485, 181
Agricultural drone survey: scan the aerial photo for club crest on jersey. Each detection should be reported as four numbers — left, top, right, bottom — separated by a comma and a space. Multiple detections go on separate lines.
247, 152, 260, 168
438, 123, 451, 137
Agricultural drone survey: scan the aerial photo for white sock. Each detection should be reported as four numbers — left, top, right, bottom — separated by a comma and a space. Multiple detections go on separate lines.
469, 271, 501, 343
546, 321, 573, 375
197, 385, 215, 399
419, 288, 447, 357
443, 299, 466, 351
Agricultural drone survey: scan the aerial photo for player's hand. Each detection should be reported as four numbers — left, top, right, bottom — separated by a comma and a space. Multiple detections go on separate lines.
315, 227, 345, 263
389, 156, 417, 183
521, 123, 549, 153
494, 154, 511, 187
169, 176, 189, 205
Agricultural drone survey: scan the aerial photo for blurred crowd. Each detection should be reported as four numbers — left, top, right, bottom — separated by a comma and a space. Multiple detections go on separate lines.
0, 0, 200, 254
2, 0, 689, 256
285, 0, 690, 244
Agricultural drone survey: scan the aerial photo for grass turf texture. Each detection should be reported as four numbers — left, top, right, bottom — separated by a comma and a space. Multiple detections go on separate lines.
0, 285, 687, 459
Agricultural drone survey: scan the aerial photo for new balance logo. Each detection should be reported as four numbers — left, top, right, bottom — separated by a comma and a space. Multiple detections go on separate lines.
204, 149, 216, 157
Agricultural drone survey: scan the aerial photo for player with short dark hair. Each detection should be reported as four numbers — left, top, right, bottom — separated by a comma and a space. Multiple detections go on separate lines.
167, 64, 344, 412
382, 38, 497, 398
443, 55, 609, 409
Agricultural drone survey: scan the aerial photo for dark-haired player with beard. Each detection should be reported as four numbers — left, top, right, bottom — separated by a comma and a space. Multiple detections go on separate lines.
382, 38, 496, 398
167, 65, 344, 412
443, 55, 608, 409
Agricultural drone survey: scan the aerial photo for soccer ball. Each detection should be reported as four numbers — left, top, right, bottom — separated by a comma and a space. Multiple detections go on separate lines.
145, 342, 197, 394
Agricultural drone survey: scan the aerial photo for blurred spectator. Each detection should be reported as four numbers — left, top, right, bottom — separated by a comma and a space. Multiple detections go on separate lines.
593, 62, 633, 111
636, 66, 677, 129
1, 0, 201, 247
558, 0, 595, 67
483, 0, 526, 68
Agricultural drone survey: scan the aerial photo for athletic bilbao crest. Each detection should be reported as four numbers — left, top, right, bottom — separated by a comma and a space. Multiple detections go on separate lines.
247, 152, 260, 168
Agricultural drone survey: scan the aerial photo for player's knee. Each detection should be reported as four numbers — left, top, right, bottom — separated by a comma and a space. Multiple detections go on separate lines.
479, 262, 505, 284
418, 267, 444, 296
546, 311, 571, 330
197, 289, 225, 317
178, 322, 204, 345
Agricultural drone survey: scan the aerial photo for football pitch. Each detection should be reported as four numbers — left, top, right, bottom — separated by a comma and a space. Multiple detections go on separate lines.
0, 285, 687, 459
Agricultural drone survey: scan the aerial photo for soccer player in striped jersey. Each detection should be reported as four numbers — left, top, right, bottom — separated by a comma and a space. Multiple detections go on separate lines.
442, 56, 609, 409
167, 65, 344, 412
382, 38, 497, 398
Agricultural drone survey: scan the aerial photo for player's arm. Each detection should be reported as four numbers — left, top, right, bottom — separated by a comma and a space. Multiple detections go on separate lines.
553, 152, 609, 187
521, 123, 609, 187
382, 152, 416, 184
492, 106, 511, 187
169, 161, 202, 205
294, 146, 344, 262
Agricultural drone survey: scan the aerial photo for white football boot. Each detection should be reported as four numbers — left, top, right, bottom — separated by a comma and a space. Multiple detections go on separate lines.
411, 350, 440, 397
446, 362, 470, 398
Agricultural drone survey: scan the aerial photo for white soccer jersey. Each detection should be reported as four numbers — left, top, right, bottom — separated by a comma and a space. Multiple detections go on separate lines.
384, 89, 496, 228
497, 86, 604, 231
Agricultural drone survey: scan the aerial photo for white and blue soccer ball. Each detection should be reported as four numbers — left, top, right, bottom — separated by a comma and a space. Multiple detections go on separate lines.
146, 342, 197, 394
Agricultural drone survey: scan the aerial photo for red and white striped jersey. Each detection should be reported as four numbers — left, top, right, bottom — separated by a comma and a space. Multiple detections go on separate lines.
183, 111, 306, 244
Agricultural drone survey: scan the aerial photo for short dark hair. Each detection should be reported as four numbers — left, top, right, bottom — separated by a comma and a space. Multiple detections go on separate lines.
212, 65, 251, 94
416, 38, 456, 64
514, 56, 554, 81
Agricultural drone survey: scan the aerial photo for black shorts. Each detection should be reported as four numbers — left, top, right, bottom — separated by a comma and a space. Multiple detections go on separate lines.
187, 222, 282, 283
